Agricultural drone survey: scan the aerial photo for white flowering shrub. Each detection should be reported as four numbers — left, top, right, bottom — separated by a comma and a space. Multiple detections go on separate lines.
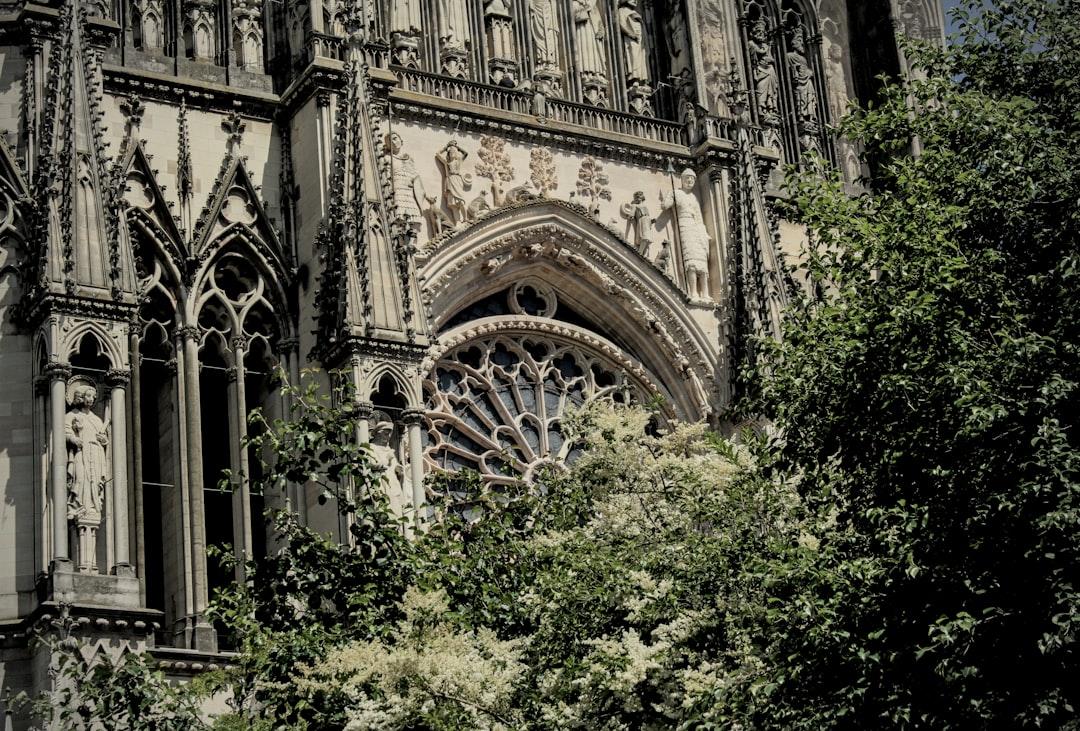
298, 587, 525, 730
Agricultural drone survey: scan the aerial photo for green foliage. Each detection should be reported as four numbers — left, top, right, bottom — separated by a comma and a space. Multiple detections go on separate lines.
726, 1, 1080, 726
31, 4, 1080, 727
19, 617, 207, 730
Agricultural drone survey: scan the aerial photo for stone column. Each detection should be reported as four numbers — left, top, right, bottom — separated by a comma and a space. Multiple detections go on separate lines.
227, 337, 253, 578
129, 330, 147, 603
179, 325, 214, 651
46, 362, 72, 569
106, 369, 134, 575
401, 408, 425, 530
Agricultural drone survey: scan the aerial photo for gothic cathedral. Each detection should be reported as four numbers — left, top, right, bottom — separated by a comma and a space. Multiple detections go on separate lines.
0, 0, 943, 710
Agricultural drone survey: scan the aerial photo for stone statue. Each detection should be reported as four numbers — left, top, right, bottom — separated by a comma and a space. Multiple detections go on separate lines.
529, 0, 560, 71
659, 168, 711, 300
620, 190, 651, 255
789, 32, 819, 126
386, 132, 435, 231
438, 0, 470, 51
750, 18, 779, 123
618, 0, 648, 83
572, 0, 607, 78
66, 381, 109, 572
435, 140, 473, 227
391, 0, 421, 34
371, 414, 408, 519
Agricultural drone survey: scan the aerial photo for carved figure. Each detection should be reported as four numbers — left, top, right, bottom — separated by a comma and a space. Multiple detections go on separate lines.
435, 140, 473, 227
439, 0, 470, 51
750, 18, 779, 123
789, 33, 819, 126
660, 168, 711, 300
386, 132, 435, 231
468, 191, 492, 221
391, 0, 421, 34
529, 0, 560, 71
620, 191, 651, 255
371, 415, 408, 518
66, 382, 109, 572
572, 0, 607, 78
618, 0, 648, 83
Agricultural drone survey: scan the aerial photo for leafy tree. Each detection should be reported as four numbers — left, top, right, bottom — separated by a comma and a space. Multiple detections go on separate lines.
718, 1, 1080, 727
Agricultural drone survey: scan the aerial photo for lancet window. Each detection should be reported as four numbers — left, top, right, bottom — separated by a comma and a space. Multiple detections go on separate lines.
740, 0, 833, 165
124, 217, 294, 647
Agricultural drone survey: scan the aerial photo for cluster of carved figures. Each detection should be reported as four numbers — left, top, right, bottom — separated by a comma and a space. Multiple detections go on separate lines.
743, 0, 828, 161
387, 0, 656, 113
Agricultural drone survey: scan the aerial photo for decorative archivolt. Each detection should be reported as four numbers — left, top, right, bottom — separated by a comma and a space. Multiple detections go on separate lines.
419, 200, 718, 418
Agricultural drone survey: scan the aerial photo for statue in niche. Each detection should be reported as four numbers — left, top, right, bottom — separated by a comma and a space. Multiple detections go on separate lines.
435, 140, 473, 227
665, 8, 689, 76
370, 414, 409, 518
386, 132, 436, 233
750, 18, 779, 123
659, 168, 711, 301
620, 191, 651, 255
438, 0, 470, 51
390, 0, 421, 34
529, 0, 560, 71
572, 0, 607, 79
618, 0, 648, 83
66, 381, 109, 572
789, 32, 819, 128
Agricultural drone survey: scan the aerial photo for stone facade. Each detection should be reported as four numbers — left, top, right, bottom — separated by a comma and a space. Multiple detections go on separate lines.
0, 0, 943, 720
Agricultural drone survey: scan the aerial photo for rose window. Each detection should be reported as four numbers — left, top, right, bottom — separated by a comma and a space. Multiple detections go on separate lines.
425, 331, 640, 486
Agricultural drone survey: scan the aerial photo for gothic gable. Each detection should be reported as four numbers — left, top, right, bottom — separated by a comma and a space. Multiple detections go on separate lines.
120, 141, 187, 275
192, 155, 286, 277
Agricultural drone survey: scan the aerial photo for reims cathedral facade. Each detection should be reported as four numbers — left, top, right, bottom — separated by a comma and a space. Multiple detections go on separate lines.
0, 0, 942, 710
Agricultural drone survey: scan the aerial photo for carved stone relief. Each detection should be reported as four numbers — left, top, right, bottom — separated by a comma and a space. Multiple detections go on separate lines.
435, 140, 473, 227
529, 147, 558, 198
574, 156, 611, 216
659, 168, 710, 301
620, 191, 651, 255
387, 131, 434, 233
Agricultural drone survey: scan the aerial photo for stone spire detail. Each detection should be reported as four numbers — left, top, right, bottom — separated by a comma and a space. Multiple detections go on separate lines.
313, 22, 430, 365
27, 0, 136, 307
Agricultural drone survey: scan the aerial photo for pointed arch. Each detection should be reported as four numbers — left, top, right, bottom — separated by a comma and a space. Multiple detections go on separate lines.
189, 232, 294, 344
420, 199, 717, 421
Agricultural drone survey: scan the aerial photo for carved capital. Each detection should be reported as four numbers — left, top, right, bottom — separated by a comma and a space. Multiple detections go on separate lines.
178, 325, 201, 342
355, 400, 374, 419
44, 362, 72, 382
105, 369, 131, 388
400, 407, 425, 426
